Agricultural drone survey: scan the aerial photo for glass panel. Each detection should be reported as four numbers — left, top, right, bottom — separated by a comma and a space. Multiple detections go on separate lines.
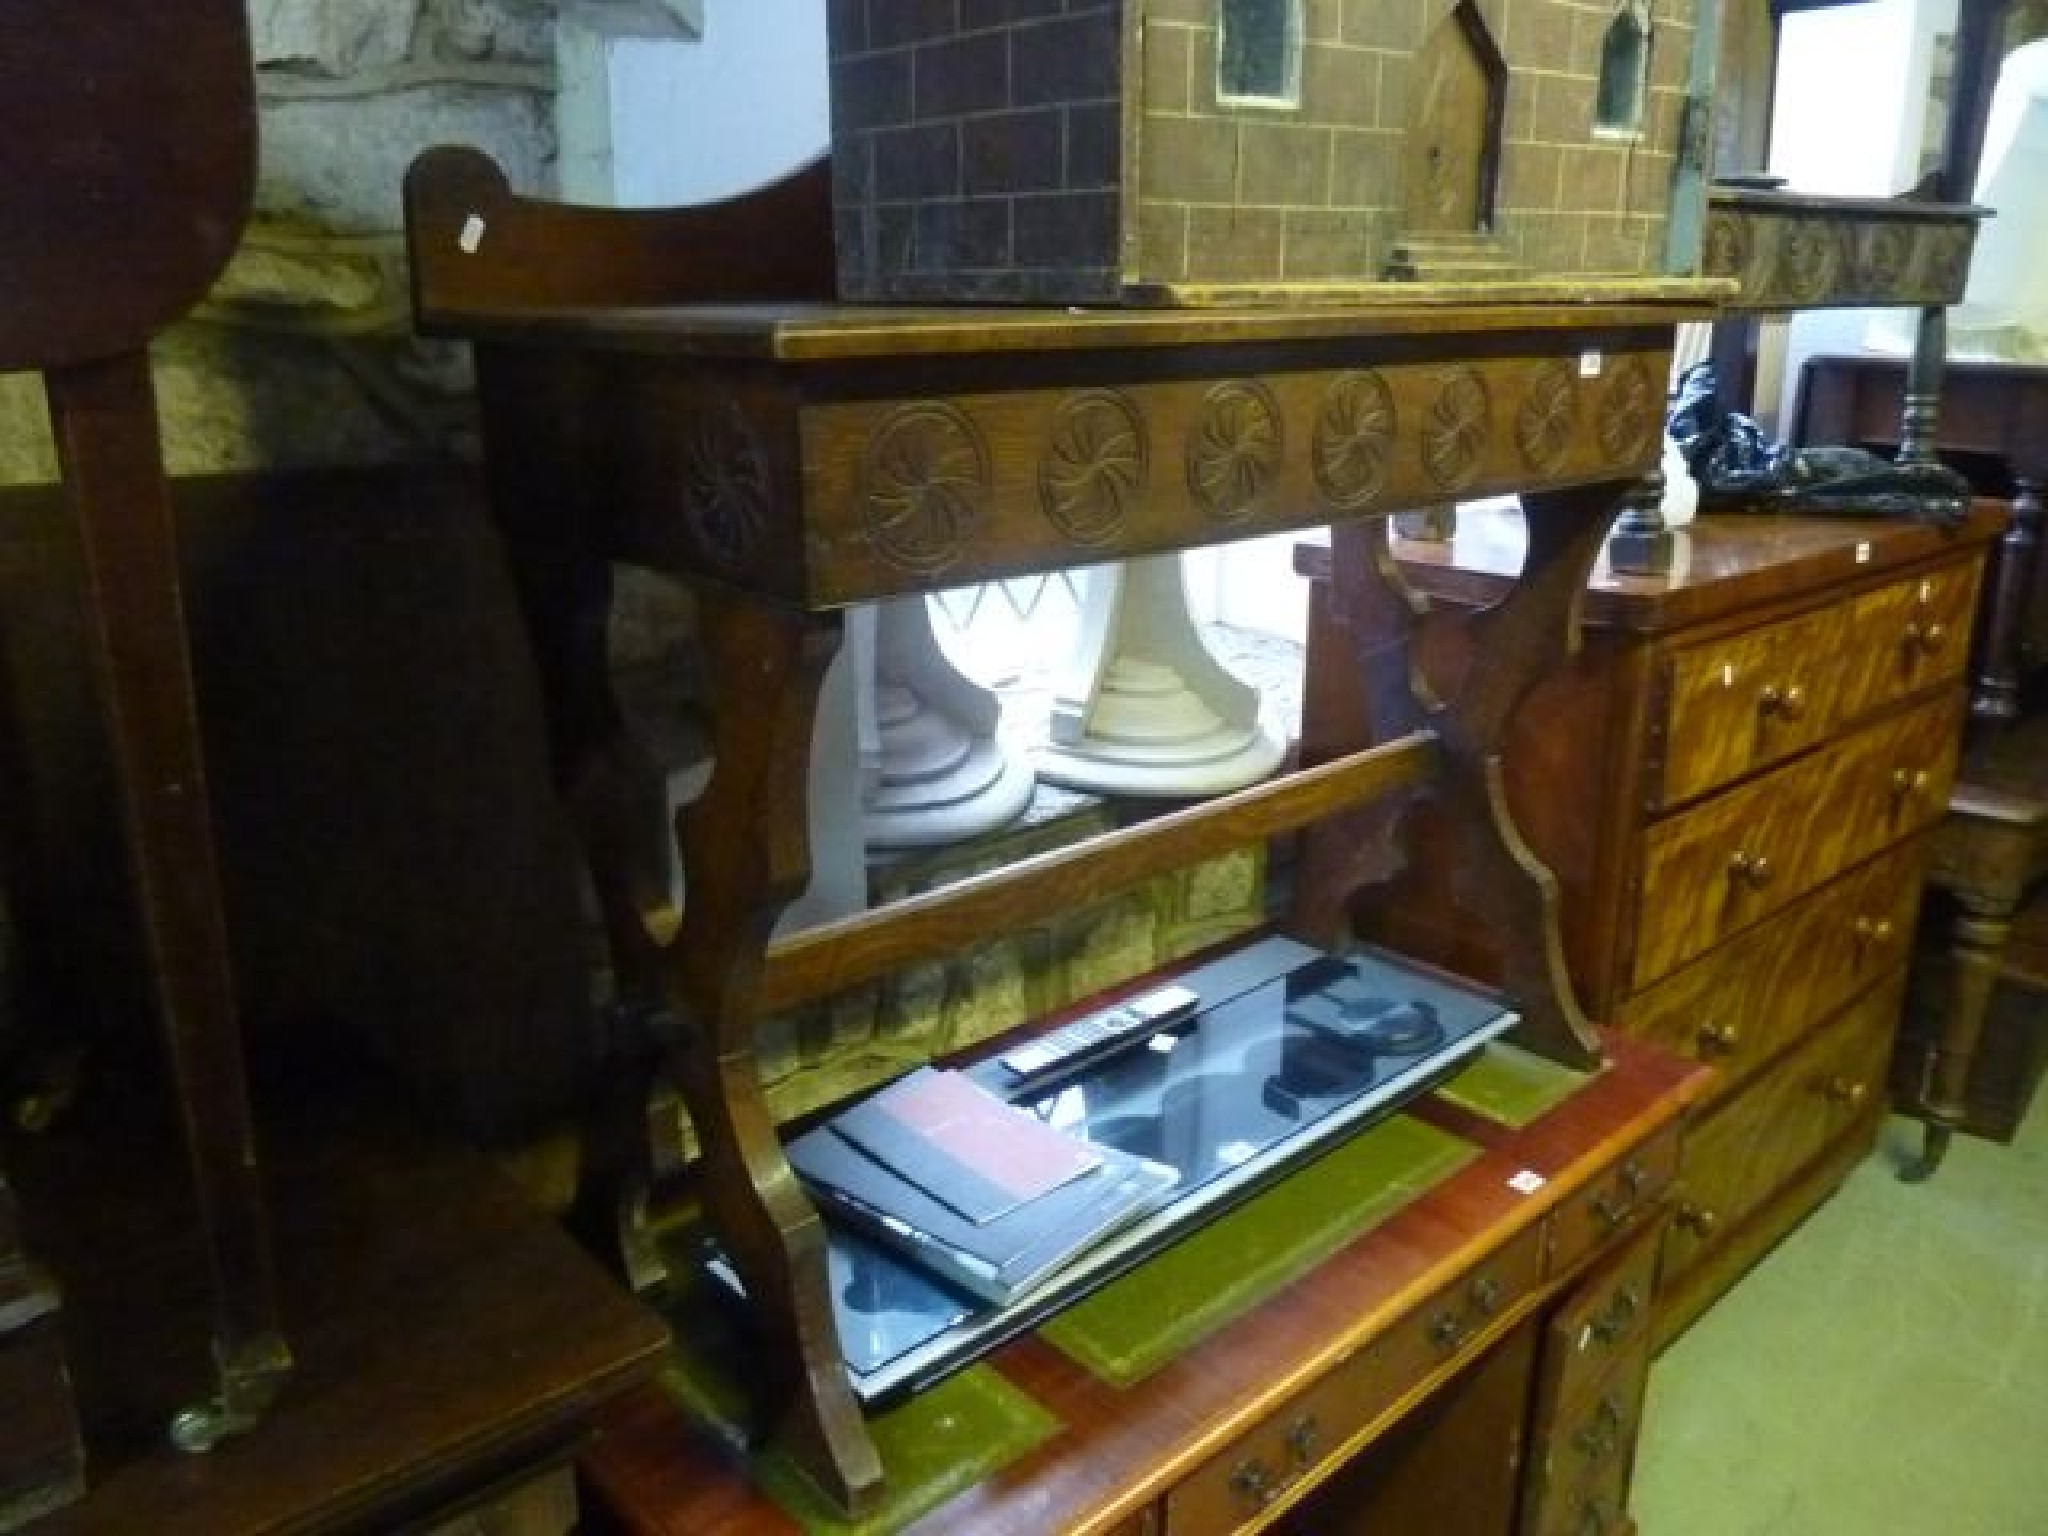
1595, 6, 1648, 133
1218, 0, 1301, 105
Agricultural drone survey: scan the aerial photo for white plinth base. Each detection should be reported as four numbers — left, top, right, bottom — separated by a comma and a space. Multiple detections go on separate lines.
1034, 653, 1285, 796
855, 598, 1035, 852
863, 679, 1036, 849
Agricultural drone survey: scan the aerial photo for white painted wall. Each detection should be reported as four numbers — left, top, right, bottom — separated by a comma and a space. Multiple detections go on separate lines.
558, 0, 829, 206
1765, 0, 1957, 427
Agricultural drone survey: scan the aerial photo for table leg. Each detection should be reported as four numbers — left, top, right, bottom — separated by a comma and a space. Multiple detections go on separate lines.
42, 353, 292, 1446
1421, 481, 1623, 1067
1900, 896, 2014, 1181
663, 590, 883, 1515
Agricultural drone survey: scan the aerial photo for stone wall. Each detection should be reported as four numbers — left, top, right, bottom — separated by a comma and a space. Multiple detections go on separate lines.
0, 0, 562, 486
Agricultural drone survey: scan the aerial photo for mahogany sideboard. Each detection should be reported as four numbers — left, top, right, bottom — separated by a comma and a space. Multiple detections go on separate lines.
401, 144, 1721, 1516
1303, 506, 2001, 1343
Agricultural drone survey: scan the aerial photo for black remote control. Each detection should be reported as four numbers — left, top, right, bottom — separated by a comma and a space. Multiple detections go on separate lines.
997, 984, 1200, 1089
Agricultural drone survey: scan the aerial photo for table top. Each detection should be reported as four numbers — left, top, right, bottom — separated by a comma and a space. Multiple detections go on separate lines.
1301, 504, 2010, 636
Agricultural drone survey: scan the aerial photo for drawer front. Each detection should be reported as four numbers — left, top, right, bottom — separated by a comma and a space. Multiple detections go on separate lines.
1632, 690, 1962, 989
1522, 1228, 1660, 1536
1661, 972, 1903, 1289
1833, 562, 1980, 723
1656, 605, 1844, 807
1540, 1219, 1661, 1409
1165, 1220, 1546, 1535
1523, 1357, 1651, 1536
1546, 1119, 1681, 1281
1651, 560, 1981, 810
1617, 840, 1925, 1104
1528, 1451, 1631, 1536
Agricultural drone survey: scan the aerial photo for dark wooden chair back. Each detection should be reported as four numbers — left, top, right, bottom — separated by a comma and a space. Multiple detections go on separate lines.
0, 3, 255, 370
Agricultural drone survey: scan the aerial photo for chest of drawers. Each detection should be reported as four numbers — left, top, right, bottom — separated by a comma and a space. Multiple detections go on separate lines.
1303, 507, 2002, 1346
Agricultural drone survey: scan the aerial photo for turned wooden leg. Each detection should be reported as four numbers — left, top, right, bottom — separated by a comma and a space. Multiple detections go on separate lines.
43, 353, 292, 1446
1900, 897, 2013, 1182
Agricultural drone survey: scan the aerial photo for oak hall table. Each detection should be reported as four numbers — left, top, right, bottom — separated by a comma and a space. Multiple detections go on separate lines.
404, 145, 1713, 1513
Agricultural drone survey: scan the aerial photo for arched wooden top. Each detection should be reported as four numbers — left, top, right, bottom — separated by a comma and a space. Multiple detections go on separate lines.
0, 2, 256, 369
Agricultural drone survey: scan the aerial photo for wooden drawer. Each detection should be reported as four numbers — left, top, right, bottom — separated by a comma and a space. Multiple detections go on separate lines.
1661, 972, 1902, 1290
1651, 561, 1980, 810
1833, 561, 1979, 723
1655, 604, 1844, 808
1632, 690, 1962, 989
1520, 1224, 1659, 1535
1527, 1451, 1631, 1536
1164, 1219, 1546, 1535
1617, 840, 1925, 1104
1546, 1119, 1681, 1280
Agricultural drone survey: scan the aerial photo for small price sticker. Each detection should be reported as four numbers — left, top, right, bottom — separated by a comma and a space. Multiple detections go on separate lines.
1855, 540, 1873, 564
1508, 1169, 1547, 1195
1578, 350, 1605, 378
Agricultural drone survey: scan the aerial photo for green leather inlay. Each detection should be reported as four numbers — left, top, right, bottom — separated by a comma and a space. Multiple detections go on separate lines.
749, 1367, 1059, 1535
1039, 1113, 1476, 1386
651, 1229, 1061, 1535
1435, 1041, 1592, 1127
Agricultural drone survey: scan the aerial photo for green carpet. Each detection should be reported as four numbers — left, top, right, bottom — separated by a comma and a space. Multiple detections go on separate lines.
1633, 1094, 2048, 1534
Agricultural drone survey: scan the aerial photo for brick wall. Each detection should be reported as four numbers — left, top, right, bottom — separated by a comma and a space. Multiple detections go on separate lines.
828, 0, 1700, 302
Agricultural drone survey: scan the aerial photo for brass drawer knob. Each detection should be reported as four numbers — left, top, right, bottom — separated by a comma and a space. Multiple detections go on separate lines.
1430, 1308, 1470, 1353
1230, 1456, 1281, 1511
1825, 1075, 1870, 1109
1904, 619, 1947, 656
1675, 1200, 1718, 1237
1726, 850, 1775, 889
1284, 1413, 1323, 1467
1468, 1273, 1503, 1315
1890, 767, 1932, 803
1853, 915, 1896, 948
1696, 1020, 1742, 1056
1589, 1283, 1643, 1345
1758, 682, 1808, 720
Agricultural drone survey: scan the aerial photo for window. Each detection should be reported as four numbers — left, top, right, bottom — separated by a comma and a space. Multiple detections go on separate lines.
1594, 2, 1650, 136
1218, 0, 1302, 107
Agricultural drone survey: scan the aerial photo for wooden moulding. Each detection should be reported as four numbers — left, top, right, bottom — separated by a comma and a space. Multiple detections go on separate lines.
1703, 187, 1989, 313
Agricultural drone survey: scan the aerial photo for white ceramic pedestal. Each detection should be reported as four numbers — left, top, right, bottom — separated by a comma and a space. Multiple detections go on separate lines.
1034, 555, 1284, 798
853, 598, 1035, 852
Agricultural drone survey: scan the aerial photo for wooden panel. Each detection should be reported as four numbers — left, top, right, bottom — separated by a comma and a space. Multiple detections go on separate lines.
1660, 972, 1903, 1302
1633, 691, 1964, 989
1832, 561, 1981, 724
1617, 840, 1926, 1106
1545, 1119, 1680, 1281
1164, 1219, 1546, 1535
1521, 1225, 1663, 1536
1655, 602, 1846, 808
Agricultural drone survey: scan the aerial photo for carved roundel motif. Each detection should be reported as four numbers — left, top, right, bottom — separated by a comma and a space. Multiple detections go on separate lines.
1596, 356, 1658, 465
1702, 211, 1749, 280
678, 399, 770, 572
1916, 227, 1970, 298
861, 402, 990, 574
1516, 361, 1579, 474
1186, 380, 1282, 523
1858, 222, 1911, 295
1039, 389, 1147, 547
1775, 218, 1838, 303
1312, 370, 1397, 509
1420, 368, 1491, 491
